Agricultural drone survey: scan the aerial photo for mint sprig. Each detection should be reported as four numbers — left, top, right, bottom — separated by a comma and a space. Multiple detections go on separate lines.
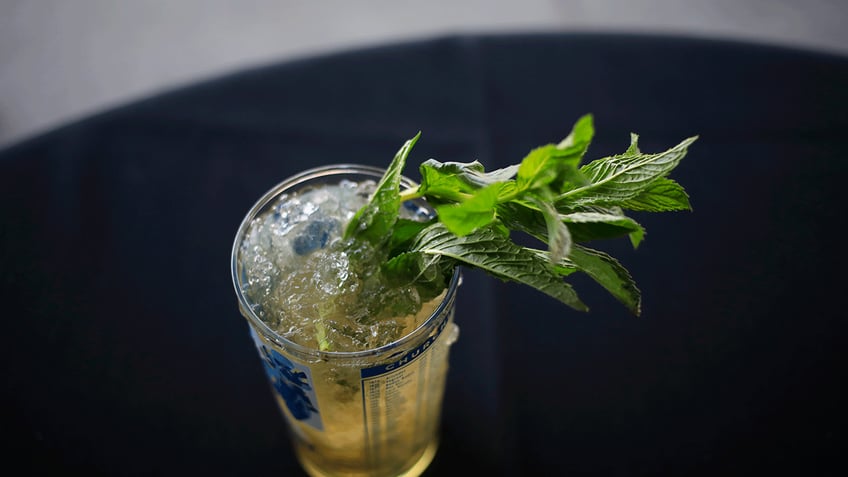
344, 114, 697, 316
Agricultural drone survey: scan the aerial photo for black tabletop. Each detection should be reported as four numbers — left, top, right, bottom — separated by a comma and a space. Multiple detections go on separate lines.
2, 33, 846, 476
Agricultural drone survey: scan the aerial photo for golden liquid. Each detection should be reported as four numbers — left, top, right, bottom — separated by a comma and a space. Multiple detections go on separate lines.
297, 437, 439, 477
265, 308, 455, 477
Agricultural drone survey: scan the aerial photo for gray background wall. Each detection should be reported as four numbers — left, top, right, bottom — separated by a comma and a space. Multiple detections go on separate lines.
2, 0, 846, 148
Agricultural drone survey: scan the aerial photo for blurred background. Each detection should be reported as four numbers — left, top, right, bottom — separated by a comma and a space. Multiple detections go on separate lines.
1, 0, 846, 149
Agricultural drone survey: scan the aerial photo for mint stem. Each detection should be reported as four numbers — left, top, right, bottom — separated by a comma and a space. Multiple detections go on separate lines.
399, 186, 422, 202
400, 185, 474, 203
315, 321, 330, 351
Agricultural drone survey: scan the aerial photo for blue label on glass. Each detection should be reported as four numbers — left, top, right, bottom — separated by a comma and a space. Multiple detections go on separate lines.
251, 329, 323, 430
360, 317, 448, 379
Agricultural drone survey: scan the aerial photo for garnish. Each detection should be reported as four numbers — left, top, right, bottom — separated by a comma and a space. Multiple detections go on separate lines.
344, 114, 696, 316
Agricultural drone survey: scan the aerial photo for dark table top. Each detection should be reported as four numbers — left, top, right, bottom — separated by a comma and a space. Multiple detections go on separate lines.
2, 33, 846, 476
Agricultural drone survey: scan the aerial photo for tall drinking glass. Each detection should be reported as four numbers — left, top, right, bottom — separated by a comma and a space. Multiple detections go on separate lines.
231, 165, 460, 477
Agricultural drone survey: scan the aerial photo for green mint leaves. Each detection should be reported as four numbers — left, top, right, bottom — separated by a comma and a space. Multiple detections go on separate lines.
344, 132, 421, 246
557, 132, 695, 211
385, 223, 588, 312
346, 114, 697, 316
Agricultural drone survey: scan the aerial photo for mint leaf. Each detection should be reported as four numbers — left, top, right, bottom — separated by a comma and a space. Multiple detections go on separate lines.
561, 211, 645, 248
516, 112, 592, 194
557, 136, 697, 209
498, 203, 644, 248
568, 245, 642, 315
419, 159, 518, 202
516, 145, 565, 192
526, 248, 580, 276
557, 113, 595, 155
403, 222, 588, 311
388, 217, 435, 255
434, 183, 506, 236
345, 132, 420, 244
529, 194, 572, 263
381, 250, 451, 303
552, 113, 594, 192
621, 177, 692, 212
418, 160, 479, 201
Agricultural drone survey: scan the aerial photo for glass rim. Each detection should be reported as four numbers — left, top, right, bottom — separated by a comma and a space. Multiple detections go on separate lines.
230, 163, 460, 361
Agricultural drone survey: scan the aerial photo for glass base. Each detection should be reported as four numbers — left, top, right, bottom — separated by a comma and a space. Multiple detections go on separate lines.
297, 438, 439, 477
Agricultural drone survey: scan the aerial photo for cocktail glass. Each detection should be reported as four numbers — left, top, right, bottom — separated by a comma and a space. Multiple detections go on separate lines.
231, 165, 461, 477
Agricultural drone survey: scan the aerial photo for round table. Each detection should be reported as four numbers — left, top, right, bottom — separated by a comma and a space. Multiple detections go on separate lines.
2, 33, 846, 476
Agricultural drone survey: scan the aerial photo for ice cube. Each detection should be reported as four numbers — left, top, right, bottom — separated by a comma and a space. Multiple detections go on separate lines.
401, 200, 435, 221
271, 194, 306, 234
355, 180, 376, 198
292, 218, 340, 255
299, 187, 340, 215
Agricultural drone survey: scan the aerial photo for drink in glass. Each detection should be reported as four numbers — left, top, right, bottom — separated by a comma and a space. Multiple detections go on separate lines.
231, 165, 460, 477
